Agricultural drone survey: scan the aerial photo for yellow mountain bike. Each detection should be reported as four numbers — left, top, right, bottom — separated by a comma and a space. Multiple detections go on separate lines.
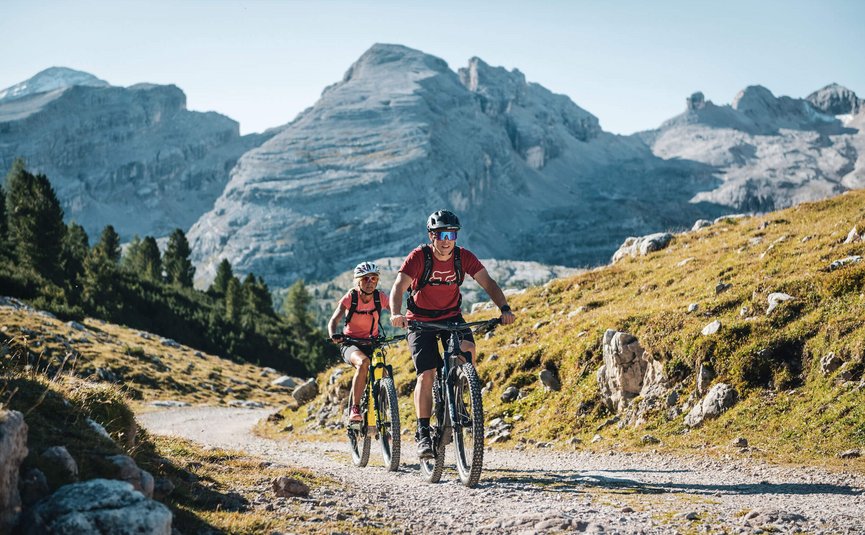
342, 334, 405, 471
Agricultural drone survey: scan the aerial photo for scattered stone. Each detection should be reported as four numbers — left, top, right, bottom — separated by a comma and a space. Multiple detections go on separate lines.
843, 225, 861, 243
838, 449, 861, 459
714, 214, 749, 224
687, 303, 698, 313
691, 219, 712, 231
21, 479, 172, 534
739, 305, 751, 317
677, 257, 695, 267
533, 320, 549, 330
697, 363, 715, 395
676, 511, 699, 520
228, 400, 266, 409
701, 320, 721, 336
260, 367, 277, 376
538, 369, 561, 391
273, 476, 310, 498
611, 232, 674, 263
103, 455, 155, 499
766, 292, 794, 314
150, 400, 190, 408
272, 376, 299, 389
159, 337, 181, 348
731, 437, 749, 448
591, 434, 603, 443
86, 418, 112, 441
828, 255, 862, 271
641, 434, 660, 445
685, 383, 738, 427
820, 353, 843, 376
0, 411, 28, 531
65, 321, 87, 331
715, 281, 732, 294
40, 446, 79, 489
501, 386, 520, 403
292, 379, 319, 405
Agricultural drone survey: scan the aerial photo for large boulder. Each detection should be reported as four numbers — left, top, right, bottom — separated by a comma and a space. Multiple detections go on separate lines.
597, 330, 649, 412
21, 479, 172, 534
611, 233, 674, 263
685, 383, 738, 427
39, 446, 78, 490
0, 410, 28, 532
292, 379, 319, 405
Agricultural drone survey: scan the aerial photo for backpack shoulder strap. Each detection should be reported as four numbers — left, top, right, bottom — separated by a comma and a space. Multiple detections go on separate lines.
344, 289, 359, 325
416, 244, 434, 290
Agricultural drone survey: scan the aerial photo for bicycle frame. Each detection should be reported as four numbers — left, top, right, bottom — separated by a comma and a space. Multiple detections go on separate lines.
342, 334, 405, 435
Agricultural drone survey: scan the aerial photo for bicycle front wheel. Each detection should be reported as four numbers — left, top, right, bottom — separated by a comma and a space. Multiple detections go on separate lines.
453, 363, 485, 487
348, 390, 370, 467
378, 376, 401, 471
419, 372, 445, 483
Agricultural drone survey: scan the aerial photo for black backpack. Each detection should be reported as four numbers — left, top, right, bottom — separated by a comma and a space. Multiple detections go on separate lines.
406, 244, 465, 317
344, 289, 383, 337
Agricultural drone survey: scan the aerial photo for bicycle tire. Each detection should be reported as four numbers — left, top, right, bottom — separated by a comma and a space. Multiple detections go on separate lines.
378, 376, 401, 471
348, 390, 371, 467
419, 372, 445, 483
453, 363, 485, 487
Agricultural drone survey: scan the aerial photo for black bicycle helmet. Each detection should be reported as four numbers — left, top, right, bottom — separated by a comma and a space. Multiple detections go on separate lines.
426, 210, 461, 231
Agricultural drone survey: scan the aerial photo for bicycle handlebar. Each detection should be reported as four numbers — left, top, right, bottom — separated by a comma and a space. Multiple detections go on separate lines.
334, 334, 407, 347
407, 317, 501, 334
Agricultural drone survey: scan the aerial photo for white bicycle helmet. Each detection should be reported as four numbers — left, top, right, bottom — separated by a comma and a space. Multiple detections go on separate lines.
353, 261, 381, 278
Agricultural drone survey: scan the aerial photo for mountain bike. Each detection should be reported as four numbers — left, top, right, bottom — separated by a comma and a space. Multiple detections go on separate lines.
341, 334, 406, 471
408, 318, 500, 487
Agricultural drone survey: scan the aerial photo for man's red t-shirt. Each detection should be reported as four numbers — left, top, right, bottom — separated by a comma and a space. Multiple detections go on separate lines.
399, 246, 484, 321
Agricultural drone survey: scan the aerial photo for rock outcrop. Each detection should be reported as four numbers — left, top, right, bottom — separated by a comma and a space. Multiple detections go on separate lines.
0, 410, 28, 532
21, 479, 172, 534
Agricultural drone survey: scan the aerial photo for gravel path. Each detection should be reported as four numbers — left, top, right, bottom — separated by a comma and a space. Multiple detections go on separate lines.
138, 406, 865, 534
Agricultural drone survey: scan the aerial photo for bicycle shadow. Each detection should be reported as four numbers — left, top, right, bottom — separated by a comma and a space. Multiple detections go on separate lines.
473, 467, 864, 497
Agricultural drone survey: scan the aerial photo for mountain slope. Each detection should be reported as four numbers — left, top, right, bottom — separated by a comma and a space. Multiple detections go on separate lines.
0, 69, 273, 240
644, 85, 865, 212
188, 43, 725, 287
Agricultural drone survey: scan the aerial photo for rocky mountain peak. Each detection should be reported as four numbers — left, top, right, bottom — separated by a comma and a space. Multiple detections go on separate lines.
806, 83, 862, 115
686, 92, 707, 111
341, 43, 451, 84
0, 67, 109, 102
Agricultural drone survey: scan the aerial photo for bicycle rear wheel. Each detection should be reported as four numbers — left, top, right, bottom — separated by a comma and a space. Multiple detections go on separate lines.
453, 363, 485, 487
378, 376, 401, 471
348, 390, 370, 467
419, 373, 445, 483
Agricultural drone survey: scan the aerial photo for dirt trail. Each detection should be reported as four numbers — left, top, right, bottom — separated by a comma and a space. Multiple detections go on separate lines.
138, 406, 865, 534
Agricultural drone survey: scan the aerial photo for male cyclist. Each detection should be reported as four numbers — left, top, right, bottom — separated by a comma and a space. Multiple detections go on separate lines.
390, 210, 515, 458
328, 262, 390, 423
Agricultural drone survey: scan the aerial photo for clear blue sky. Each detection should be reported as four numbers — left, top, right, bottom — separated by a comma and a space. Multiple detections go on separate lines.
3, 0, 863, 135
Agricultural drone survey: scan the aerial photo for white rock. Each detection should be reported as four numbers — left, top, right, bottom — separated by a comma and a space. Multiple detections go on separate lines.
701, 320, 722, 336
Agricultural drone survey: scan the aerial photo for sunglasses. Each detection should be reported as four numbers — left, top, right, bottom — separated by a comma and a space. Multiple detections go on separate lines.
359, 275, 379, 283
433, 230, 458, 241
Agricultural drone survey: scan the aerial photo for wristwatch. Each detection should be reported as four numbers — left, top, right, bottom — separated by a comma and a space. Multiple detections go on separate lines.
499, 305, 511, 313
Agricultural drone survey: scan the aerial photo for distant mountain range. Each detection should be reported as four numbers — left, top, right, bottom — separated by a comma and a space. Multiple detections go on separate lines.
2, 48, 863, 288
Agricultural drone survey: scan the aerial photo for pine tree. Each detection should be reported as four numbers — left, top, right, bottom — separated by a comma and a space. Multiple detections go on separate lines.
60, 222, 90, 289
163, 228, 195, 287
139, 236, 162, 281
0, 183, 7, 254
208, 259, 233, 296
5, 159, 65, 280
95, 225, 121, 264
82, 244, 121, 316
283, 279, 314, 329
225, 276, 242, 323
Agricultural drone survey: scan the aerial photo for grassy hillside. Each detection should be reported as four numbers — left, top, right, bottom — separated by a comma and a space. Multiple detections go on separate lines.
281, 189, 865, 469
0, 307, 370, 533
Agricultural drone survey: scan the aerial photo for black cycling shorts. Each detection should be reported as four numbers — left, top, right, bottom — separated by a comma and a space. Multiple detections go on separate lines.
408, 314, 475, 375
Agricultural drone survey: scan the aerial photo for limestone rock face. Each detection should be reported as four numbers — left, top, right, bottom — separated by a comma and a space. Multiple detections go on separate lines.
685, 383, 738, 427
0, 68, 271, 241
647, 85, 865, 214
597, 330, 648, 413
188, 43, 723, 287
